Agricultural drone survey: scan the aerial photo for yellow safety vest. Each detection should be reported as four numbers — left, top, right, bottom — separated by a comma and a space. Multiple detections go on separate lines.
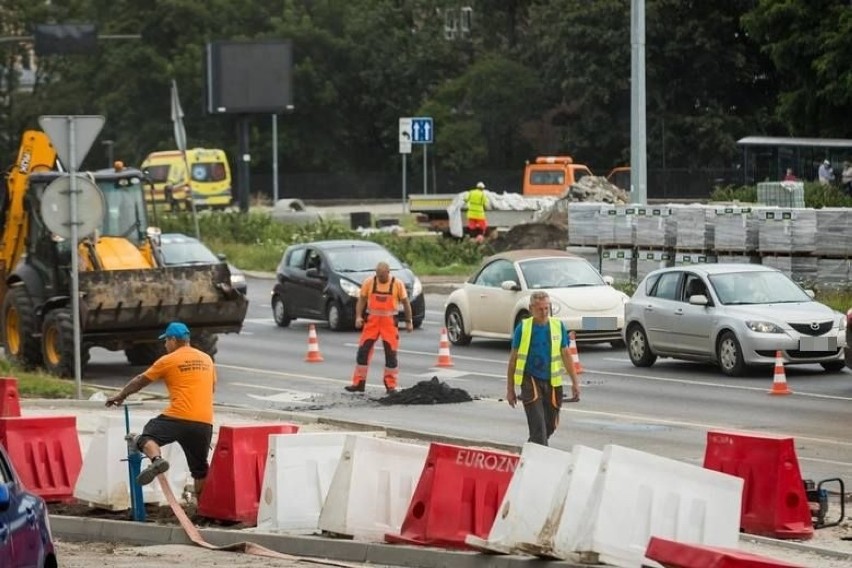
466, 189, 487, 220
513, 317, 564, 386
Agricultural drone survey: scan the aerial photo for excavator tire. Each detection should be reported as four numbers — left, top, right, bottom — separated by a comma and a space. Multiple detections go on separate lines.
124, 343, 166, 366
42, 308, 79, 378
2, 287, 43, 369
191, 332, 218, 360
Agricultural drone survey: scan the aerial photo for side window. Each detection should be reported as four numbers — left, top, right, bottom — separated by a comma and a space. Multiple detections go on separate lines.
644, 273, 661, 295
650, 272, 681, 300
305, 249, 322, 270
474, 260, 516, 288
682, 274, 708, 302
287, 248, 306, 269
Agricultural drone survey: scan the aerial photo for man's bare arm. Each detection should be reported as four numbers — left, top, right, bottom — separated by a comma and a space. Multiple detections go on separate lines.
105, 374, 151, 406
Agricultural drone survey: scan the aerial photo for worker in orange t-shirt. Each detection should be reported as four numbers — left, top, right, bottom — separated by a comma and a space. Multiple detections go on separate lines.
106, 321, 217, 497
346, 261, 413, 394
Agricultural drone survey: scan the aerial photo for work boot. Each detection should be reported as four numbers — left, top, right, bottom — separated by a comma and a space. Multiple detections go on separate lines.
136, 456, 170, 486
344, 382, 366, 393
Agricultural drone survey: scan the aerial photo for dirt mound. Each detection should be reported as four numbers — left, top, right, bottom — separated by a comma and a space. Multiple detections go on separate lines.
489, 222, 569, 253
378, 376, 473, 405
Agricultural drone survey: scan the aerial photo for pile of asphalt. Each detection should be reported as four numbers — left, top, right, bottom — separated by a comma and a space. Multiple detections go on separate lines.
378, 376, 473, 405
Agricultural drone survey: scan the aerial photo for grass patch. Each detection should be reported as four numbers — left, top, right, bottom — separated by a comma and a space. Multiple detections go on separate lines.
409, 262, 478, 277
206, 240, 283, 272
813, 289, 852, 313
0, 359, 97, 399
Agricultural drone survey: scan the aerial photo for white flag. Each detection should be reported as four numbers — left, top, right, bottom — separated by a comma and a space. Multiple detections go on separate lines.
170, 79, 187, 152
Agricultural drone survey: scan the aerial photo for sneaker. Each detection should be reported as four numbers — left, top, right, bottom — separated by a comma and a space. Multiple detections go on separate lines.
344, 382, 365, 393
136, 457, 170, 486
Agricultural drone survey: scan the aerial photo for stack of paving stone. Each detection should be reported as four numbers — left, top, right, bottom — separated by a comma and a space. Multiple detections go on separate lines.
635, 250, 673, 280
756, 181, 805, 208
600, 248, 635, 282
567, 202, 602, 246
814, 208, 851, 257
762, 255, 818, 286
635, 206, 673, 248
598, 205, 636, 246
754, 208, 816, 254
712, 205, 758, 253
669, 205, 714, 250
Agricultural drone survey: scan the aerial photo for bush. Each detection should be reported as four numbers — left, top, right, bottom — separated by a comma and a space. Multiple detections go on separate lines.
710, 183, 852, 208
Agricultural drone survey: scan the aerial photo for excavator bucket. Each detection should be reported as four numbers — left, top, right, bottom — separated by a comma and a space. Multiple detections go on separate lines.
77, 263, 248, 337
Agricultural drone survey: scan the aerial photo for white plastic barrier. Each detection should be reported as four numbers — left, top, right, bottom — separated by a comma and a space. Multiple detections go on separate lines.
465, 443, 572, 554
256, 432, 383, 533
318, 435, 428, 541
545, 445, 603, 558
575, 445, 743, 568
74, 414, 190, 510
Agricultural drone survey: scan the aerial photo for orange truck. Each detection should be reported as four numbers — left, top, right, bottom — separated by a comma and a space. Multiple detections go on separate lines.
521, 156, 594, 197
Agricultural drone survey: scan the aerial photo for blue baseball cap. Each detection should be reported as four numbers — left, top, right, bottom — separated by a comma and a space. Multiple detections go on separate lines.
159, 322, 190, 340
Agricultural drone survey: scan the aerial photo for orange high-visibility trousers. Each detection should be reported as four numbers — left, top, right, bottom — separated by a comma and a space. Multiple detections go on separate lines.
350, 315, 399, 389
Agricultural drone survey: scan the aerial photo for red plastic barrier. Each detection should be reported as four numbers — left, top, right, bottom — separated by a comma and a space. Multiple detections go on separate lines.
703, 431, 812, 539
0, 377, 21, 417
197, 423, 299, 524
0, 416, 81, 502
385, 443, 519, 549
646, 536, 805, 567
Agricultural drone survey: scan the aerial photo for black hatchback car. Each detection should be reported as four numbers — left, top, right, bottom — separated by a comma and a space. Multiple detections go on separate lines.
271, 240, 425, 330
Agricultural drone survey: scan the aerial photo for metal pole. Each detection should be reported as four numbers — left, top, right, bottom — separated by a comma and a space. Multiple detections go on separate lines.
402, 154, 407, 214
68, 118, 82, 399
422, 145, 427, 194
272, 114, 279, 203
630, 0, 648, 205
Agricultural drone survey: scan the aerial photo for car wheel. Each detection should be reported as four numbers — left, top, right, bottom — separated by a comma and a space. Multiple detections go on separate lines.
272, 294, 291, 327
627, 324, 656, 367
820, 360, 846, 373
327, 301, 349, 331
445, 305, 472, 346
413, 317, 424, 329
717, 331, 746, 376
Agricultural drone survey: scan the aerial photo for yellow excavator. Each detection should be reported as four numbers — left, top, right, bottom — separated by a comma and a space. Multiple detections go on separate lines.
0, 130, 248, 376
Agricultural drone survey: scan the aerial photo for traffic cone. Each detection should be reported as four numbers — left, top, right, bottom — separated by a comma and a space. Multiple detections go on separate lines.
568, 331, 584, 375
304, 324, 324, 363
768, 350, 791, 395
435, 327, 454, 367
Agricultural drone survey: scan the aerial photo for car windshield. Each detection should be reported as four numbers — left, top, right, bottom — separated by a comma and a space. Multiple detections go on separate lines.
98, 177, 148, 244
519, 257, 604, 289
160, 238, 220, 265
326, 247, 404, 272
709, 271, 811, 305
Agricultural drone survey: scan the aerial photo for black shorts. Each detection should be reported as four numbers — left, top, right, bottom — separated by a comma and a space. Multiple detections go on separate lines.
137, 415, 213, 479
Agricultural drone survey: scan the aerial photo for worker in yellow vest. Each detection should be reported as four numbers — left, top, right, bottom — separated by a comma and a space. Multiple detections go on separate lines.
463, 181, 489, 239
505, 291, 580, 446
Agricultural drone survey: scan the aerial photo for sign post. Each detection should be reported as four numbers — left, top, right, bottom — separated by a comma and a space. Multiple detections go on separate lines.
38, 114, 105, 398
399, 118, 412, 213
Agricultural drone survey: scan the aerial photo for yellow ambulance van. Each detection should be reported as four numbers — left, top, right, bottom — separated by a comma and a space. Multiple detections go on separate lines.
140, 148, 233, 210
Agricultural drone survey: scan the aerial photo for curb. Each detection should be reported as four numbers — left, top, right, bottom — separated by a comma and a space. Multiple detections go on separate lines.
51, 516, 590, 567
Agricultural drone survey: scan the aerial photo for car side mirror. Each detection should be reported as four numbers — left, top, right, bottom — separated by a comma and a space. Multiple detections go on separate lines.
216, 253, 227, 261
0, 482, 9, 512
603, 275, 614, 286
805, 289, 815, 299
500, 280, 520, 291
689, 294, 709, 306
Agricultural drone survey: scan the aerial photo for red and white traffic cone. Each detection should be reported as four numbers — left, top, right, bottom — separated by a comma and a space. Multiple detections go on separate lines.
568, 331, 584, 375
435, 328, 454, 367
304, 324, 324, 363
768, 350, 791, 395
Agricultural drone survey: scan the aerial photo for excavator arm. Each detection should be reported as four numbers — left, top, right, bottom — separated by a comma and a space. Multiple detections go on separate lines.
0, 131, 57, 285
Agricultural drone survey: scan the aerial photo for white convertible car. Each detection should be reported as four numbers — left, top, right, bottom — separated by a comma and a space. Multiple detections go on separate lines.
444, 249, 629, 346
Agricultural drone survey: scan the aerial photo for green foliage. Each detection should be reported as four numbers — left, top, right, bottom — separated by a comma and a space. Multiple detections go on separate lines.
709, 183, 852, 208
0, 359, 94, 399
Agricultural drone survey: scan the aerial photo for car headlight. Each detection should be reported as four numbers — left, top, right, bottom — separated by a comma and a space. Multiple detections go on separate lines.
340, 279, 360, 298
746, 321, 784, 334
230, 273, 246, 285
412, 277, 423, 298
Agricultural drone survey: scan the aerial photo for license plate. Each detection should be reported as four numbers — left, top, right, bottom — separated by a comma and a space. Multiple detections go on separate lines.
582, 317, 618, 331
798, 337, 836, 351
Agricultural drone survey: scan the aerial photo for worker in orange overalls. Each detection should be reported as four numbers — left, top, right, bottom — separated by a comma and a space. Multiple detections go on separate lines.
345, 261, 413, 394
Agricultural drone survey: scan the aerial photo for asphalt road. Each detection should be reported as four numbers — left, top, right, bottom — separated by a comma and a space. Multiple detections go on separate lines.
81, 275, 852, 486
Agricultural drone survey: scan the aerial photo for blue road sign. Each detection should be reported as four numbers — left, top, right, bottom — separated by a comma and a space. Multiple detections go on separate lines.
411, 117, 434, 144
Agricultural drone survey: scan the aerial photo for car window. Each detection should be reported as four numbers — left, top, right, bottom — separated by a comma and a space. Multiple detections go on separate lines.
325, 247, 403, 272
305, 249, 322, 270
709, 270, 811, 305
286, 248, 306, 269
650, 272, 681, 300
159, 238, 220, 265
520, 257, 604, 289
474, 260, 517, 288
682, 274, 708, 302
643, 273, 661, 295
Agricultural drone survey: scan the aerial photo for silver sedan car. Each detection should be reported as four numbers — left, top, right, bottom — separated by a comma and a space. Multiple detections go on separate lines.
624, 264, 847, 376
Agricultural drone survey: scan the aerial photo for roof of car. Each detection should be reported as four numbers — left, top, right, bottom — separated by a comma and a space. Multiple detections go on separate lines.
483, 249, 581, 263
654, 263, 776, 276
290, 239, 383, 250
